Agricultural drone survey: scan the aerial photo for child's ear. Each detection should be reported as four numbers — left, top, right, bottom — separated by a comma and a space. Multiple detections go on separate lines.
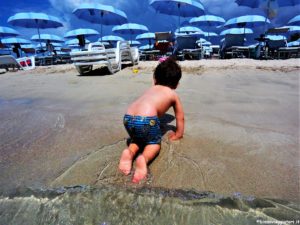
153, 77, 157, 85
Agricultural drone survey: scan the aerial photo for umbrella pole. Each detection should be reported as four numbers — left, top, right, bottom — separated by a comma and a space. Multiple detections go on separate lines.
36, 22, 44, 56
177, 3, 181, 32
264, 0, 271, 34
101, 11, 104, 42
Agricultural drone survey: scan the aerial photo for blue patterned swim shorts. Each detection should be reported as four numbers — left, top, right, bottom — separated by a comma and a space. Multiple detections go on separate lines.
123, 114, 162, 145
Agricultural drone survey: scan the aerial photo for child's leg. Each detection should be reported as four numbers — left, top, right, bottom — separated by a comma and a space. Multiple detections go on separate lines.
132, 144, 160, 183
119, 143, 139, 175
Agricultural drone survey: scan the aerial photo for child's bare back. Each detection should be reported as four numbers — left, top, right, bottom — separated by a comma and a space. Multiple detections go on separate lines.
127, 85, 178, 117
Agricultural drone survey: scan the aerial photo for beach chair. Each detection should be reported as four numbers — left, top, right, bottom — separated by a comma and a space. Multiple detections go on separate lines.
266, 39, 287, 59
277, 46, 300, 59
0, 55, 35, 71
219, 34, 246, 59
154, 32, 173, 56
174, 35, 202, 60
70, 41, 138, 75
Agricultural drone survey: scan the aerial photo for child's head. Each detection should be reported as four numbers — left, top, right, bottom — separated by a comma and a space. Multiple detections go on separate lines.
154, 57, 182, 89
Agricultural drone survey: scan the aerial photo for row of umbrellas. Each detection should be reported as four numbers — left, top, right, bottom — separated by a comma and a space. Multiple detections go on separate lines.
0, 1, 300, 47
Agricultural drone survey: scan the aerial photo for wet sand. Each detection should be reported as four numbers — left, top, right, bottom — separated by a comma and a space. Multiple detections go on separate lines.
0, 59, 299, 201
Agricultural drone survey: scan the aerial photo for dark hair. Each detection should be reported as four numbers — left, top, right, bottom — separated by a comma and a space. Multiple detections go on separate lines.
154, 57, 182, 89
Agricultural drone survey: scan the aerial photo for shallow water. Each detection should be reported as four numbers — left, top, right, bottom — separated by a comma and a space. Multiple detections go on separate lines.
0, 185, 299, 225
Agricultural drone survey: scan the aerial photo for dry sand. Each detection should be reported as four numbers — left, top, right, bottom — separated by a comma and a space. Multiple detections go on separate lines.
0, 59, 299, 201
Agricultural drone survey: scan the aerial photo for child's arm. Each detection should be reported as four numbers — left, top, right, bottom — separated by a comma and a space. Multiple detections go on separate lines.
169, 95, 184, 141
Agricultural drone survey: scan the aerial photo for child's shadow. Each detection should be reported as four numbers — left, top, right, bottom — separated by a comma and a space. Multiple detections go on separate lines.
159, 113, 176, 136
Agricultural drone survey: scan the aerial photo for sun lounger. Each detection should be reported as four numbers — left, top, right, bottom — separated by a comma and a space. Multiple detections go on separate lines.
0, 55, 35, 71
70, 41, 138, 75
174, 35, 202, 60
266, 39, 287, 59
219, 34, 245, 59
277, 46, 300, 59
154, 32, 174, 55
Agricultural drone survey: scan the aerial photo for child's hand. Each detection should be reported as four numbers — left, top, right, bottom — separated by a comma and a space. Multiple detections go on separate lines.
168, 131, 182, 141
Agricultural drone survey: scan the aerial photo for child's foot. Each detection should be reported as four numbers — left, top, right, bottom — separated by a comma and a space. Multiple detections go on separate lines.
132, 155, 147, 183
119, 149, 133, 175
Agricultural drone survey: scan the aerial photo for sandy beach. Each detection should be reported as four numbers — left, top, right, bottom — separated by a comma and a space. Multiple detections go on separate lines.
0, 59, 299, 202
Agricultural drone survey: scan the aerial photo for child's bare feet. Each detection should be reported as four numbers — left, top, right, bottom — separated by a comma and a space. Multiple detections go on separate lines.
119, 149, 133, 175
132, 155, 147, 183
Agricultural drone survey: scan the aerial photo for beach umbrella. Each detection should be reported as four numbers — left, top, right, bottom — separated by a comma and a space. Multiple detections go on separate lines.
8, 12, 63, 29
1, 37, 31, 44
64, 28, 99, 38
220, 28, 253, 35
21, 44, 36, 49
203, 32, 218, 37
129, 40, 141, 46
0, 26, 20, 38
73, 3, 127, 41
235, 0, 300, 31
235, 0, 300, 8
31, 34, 64, 43
189, 15, 225, 27
65, 38, 91, 46
149, 0, 205, 31
287, 39, 300, 46
136, 32, 155, 45
64, 28, 99, 48
175, 26, 202, 33
224, 15, 270, 28
139, 44, 154, 50
112, 23, 149, 41
136, 32, 155, 40
175, 26, 204, 38
100, 35, 124, 42
265, 34, 287, 40
286, 26, 300, 34
8, 12, 63, 55
98, 41, 110, 46
36, 42, 63, 48
1, 37, 31, 57
288, 15, 300, 26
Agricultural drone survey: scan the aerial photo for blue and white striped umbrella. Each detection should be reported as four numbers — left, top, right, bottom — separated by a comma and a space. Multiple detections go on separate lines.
139, 44, 154, 50
0, 26, 20, 38
31, 34, 64, 43
288, 15, 300, 26
224, 15, 270, 28
220, 28, 253, 35
73, 3, 127, 41
136, 32, 155, 40
99, 35, 124, 42
150, 0, 205, 30
112, 23, 149, 35
64, 28, 99, 38
190, 15, 225, 27
1, 37, 31, 44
